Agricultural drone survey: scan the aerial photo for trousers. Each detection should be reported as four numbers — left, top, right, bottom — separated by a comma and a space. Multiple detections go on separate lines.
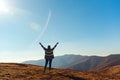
44, 59, 52, 72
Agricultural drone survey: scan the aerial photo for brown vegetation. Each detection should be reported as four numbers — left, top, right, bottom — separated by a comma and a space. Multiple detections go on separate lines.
0, 63, 120, 80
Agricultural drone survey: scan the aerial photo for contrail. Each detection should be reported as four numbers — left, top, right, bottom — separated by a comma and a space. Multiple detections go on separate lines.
31, 10, 52, 47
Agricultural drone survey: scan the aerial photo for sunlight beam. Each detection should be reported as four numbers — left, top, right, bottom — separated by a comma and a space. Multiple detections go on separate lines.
0, 1, 9, 13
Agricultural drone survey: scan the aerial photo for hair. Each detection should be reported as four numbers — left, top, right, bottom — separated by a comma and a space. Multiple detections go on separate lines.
48, 45, 51, 49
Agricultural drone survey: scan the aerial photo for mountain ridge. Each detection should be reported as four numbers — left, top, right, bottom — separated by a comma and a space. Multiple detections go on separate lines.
23, 54, 120, 71
67, 54, 120, 71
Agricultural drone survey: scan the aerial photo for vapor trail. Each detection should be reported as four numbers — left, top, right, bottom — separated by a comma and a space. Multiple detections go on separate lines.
32, 10, 52, 47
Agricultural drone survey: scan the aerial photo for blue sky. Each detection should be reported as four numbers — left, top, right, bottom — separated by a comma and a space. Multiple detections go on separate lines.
0, 0, 120, 62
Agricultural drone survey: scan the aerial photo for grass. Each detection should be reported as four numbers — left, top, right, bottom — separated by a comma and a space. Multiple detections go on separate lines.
0, 63, 120, 80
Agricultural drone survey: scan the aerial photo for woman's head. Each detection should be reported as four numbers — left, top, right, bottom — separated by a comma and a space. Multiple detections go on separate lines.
48, 45, 51, 49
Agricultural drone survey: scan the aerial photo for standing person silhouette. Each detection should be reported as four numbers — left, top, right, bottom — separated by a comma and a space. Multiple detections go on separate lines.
39, 42, 59, 72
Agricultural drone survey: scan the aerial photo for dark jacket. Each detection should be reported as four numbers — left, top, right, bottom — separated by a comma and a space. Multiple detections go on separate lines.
40, 43, 58, 60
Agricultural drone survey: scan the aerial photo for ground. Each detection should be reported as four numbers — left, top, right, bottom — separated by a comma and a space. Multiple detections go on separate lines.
0, 63, 120, 80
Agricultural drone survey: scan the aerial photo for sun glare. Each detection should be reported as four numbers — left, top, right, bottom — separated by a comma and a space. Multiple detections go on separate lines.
0, 1, 10, 14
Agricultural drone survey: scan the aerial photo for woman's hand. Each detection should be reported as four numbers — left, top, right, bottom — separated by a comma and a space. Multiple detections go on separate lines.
39, 42, 42, 45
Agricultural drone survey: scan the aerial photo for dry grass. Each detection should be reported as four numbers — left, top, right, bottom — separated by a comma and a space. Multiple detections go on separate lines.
0, 63, 120, 80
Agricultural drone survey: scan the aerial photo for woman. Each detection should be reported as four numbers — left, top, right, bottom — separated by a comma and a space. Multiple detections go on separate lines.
39, 42, 59, 72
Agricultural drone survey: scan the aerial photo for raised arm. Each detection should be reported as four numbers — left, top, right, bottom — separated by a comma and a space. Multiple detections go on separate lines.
52, 42, 59, 50
39, 42, 46, 50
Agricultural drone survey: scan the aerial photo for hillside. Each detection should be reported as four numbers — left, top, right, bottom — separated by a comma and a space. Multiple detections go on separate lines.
0, 63, 120, 80
67, 54, 120, 71
23, 54, 120, 71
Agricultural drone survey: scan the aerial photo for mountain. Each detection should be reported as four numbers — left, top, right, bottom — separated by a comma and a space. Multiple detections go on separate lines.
66, 54, 120, 71
23, 54, 85, 68
0, 63, 120, 80
23, 54, 120, 71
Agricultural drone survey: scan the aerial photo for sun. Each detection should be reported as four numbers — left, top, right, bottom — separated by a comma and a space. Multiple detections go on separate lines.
0, 1, 10, 14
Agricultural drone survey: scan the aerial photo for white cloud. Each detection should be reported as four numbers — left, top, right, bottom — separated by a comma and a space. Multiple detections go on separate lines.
30, 22, 41, 31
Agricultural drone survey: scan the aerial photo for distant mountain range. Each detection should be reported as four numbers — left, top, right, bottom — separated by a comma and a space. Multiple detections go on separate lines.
23, 54, 120, 71
23, 54, 85, 68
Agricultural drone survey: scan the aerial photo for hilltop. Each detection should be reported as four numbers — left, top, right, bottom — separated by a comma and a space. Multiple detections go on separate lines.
0, 63, 120, 80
